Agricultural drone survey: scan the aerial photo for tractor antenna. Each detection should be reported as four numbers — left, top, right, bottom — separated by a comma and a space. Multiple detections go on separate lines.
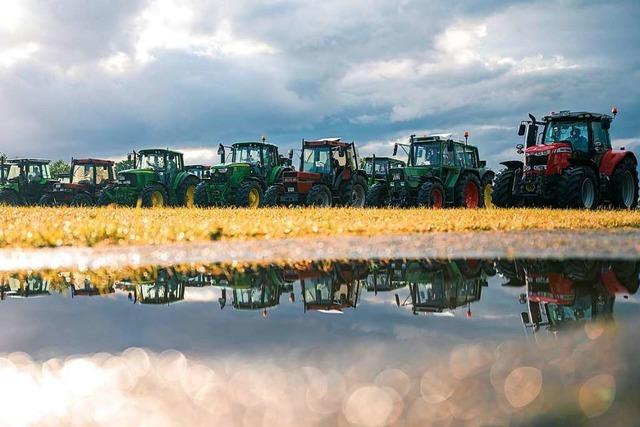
464, 131, 469, 145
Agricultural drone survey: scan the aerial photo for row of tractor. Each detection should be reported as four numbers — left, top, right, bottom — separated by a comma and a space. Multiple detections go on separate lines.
0, 108, 637, 208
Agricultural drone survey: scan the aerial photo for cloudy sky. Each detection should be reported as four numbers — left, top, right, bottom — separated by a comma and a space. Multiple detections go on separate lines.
1, 0, 639, 167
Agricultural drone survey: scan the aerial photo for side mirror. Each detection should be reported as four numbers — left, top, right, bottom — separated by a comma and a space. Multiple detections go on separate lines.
517, 124, 526, 136
479, 160, 486, 168
516, 143, 524, 154
217, 144, 225, 163
392, 144, 398, 156
520, 312, 530, 325
127, 154, 132, 162
594, 141, 604, 153
288, 149, 294, 160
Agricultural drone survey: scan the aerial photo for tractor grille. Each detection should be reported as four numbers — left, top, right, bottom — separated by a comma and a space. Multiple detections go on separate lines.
526, 154, 548, 168
118, 173, 137, 186
389, 168, 404, 182
210, 168, 231, 184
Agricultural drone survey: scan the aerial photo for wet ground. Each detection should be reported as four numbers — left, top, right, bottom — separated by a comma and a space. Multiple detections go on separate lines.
0, 255, 639, 426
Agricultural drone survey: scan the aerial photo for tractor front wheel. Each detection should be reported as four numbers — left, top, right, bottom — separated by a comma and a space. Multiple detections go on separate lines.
492, 169, 518, 207
39, 193, 57, 206
264, 184, 284, 207
307, 185, 332, 207
0, 190, 20, 206
454, 173, 482, 208
194, 182, 210, 207
417, 180, 445, 208
177, 176, 199, 207
139, 184, 168, 208
235, 180, 263, 208
71, 193, 93, 207
349, 181, 367, 207
609, 157, 638, 209
557, 166, 598, 209
365, 183, 388, 207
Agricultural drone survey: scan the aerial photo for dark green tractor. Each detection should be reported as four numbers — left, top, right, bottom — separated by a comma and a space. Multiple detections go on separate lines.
99, 149, 200, 208
371, 134, 494, 208
195, 139, 293, 208
363, 156, 406, 206
0, 158, 57, 205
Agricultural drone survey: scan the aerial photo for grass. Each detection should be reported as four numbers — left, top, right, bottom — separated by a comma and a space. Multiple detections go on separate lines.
0, 206, 639, 249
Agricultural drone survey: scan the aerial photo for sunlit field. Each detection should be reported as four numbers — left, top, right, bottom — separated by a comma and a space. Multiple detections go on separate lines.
0, 207, 638, 248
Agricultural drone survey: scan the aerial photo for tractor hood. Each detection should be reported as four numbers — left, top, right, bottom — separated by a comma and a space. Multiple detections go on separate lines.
211, 162, 251, 171
286, 171, 321, 181
402, 166, 433, 178
524, 142, 571, 155
118, 168, 157, 177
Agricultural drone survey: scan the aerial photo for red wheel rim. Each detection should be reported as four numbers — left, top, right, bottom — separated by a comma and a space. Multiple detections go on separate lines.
432, 188, 444, 208
464, 182, 479, 208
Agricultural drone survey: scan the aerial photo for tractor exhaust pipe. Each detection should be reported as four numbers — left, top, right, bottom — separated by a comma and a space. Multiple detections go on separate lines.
526, 114, 538, 148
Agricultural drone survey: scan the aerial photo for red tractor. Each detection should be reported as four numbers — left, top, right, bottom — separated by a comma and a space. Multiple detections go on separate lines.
265, 138, 368, 207
40, 158, 115, 206
493, 108, 638, 209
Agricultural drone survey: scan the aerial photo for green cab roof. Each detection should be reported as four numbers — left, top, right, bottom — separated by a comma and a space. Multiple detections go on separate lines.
231, 141, 278, 149
138, 148, 183, 156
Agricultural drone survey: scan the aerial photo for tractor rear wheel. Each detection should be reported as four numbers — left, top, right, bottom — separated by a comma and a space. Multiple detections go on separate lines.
454, 173, 482, 208
609, 157, 638, 209
264, 184, 284, 206
39, 193, 57, 206
71, 193, 93, 207
492, 169, 518, 207
194, 182, 210, 207
417, 180, 445, 208
177, 176, 199, 207
481, 173, 495, 208
557, 166, 598, 209
235, 180, 263, 208
0, 190, 19, 206
307, 184, 332, 207
365, 183, 387, 207
139, 184, 168, 208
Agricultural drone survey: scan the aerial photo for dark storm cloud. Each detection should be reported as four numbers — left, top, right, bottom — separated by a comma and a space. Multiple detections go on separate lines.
0, 0, 638, 168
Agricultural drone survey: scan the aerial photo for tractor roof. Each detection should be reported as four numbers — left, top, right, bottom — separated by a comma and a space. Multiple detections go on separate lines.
138, 148, 183, 156
232, 141, 278, 149
363, 156, 404, 162
304, 138, 351, 148
72, 158, 115, 166
412, 134, 465, 144
4, 158, 51, 165
543, 111, 613, 122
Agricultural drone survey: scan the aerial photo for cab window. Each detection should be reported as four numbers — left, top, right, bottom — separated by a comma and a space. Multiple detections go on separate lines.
591, 121, 611, 150
464, 147, 478, 168
453, 144, 466, 167
95, 166, 111, 185
27, 164, 44, 182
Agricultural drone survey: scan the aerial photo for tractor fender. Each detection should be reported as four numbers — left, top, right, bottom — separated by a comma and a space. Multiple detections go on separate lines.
568, 158, 599, 177
499, 161, 524, 170
599, 151, 638, 176
243, 176, 265, 190
354, 170, 368, 184
479, 169, 495, 182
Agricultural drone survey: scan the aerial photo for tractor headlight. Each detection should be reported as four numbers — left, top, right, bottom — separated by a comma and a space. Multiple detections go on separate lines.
217, 168, 228, 174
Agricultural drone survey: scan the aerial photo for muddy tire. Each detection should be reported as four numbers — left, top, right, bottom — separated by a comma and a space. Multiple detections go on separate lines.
365, 183, 387, 207
609, 157, 638, 209
194, 182, 210, 207
264, 184, 284, 207
557, 166, 598, 209
235, 180, 262, 208
39, 193, 57, 206
492, 169, 518, 207
454, 173, 482, 208
307, 184, 332, 207
71, 193, 93, 207
177, 175, 199, 207
139, 184, 168, 208
0, 190, 20, 206
416, 180, 445, 208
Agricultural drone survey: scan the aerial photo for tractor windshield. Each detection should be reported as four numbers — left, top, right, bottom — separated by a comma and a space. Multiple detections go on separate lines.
72, 164, 94, 184
412, 143, 441, 166
543, 121, 589, 152
4, 164, 21, 181
302, 147, 337, 174
364, 160, 390, 176
234, 145, 263, 165
139, 153, 166, 170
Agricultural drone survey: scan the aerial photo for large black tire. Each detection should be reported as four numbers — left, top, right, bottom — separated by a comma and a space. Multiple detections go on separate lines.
481, 173, 495, 208
235, 180, 263, 208
454, 173, 482, 208
365, 183, 388, 207
609, 157, 638, 209
97, 191, 112, 206
557, 166, 598, 209
177, 175, 199, 207
416, 180, 445, 208
492, 169, 518, 208
611, 261, 640, 294
194, 182, 210, 207
0, 190, 20, 206
139, 184, 168, 208
340, 177, 367, 207
71, 193, 94, 207
264, 184, 284, 207
39, 193, 57, 206
307, 184, 332, 207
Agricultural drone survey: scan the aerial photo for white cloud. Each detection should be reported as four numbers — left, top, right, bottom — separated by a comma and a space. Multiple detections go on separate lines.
0, 42, 39, 68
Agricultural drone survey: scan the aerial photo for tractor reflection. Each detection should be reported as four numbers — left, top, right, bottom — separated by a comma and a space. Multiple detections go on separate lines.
394, 260, 491, 316
298, 262, 368, 314
60, 272, 115, 297
366, 261, 409, 294
516, 260, 640, 334
0, 275, 50, 299
116, 268, 186, 305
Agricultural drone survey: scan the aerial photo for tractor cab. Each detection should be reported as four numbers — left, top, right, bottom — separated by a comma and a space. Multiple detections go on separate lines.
42, 159, 115, 206
276, 138, 368, 207
1, 276, 50, 299
366, 262, 409, 295
300, 263, 367, 313
0, 158, 55, 205
185, 165, 209, 180
213, 267, 288, 313
117, 268, 186, 305
363, 156, 406, 186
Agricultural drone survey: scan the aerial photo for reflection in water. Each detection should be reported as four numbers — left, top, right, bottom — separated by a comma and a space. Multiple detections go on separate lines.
0, 259, 638, 425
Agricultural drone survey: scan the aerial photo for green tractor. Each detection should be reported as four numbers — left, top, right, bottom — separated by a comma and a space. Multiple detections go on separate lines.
99, 149, 200, 208
368, 134, 494, 208
363, 156, 406, 208
0, 158, 56, 205
195, 139, 293, 208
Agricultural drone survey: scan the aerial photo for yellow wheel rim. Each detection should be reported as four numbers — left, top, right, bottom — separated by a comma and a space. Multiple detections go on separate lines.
185, 185, 196, 207
151, 191, 164, 207
248, 188, 260, 208
483, 184, 494, 208
136, 197, 143, 208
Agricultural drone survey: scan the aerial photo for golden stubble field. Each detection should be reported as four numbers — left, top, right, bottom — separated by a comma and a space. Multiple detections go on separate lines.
0, 206, 639, 248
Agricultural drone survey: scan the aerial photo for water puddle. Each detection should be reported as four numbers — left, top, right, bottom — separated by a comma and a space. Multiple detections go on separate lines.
1, 257, 638, 426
